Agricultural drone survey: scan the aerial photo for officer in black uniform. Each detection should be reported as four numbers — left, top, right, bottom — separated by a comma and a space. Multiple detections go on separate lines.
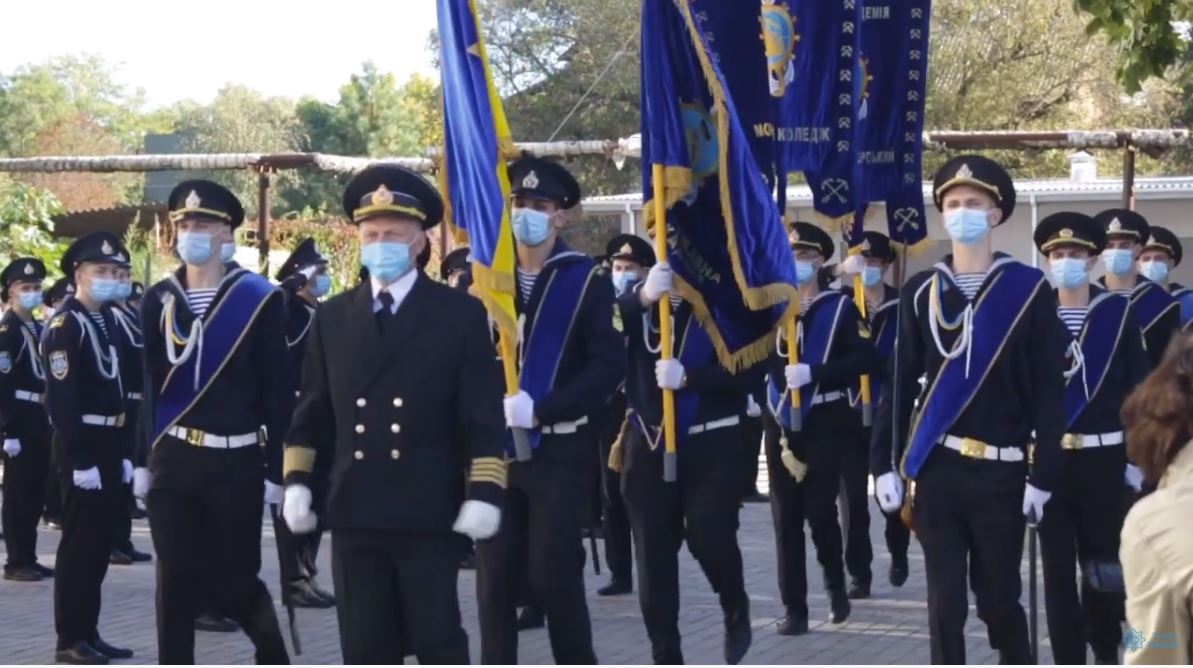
39, 277, 73, 530
766, 222, 877, 635
475, 157, 624, 664
44, 232, 135, 664
617, 236, 756, 663
1134, 225, 1193, 328
0, 258, 54, 582
137, 180, 291, 664
281, 164, 506, 663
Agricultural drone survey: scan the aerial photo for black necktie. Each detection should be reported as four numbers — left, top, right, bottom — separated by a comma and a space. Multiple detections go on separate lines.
376, 292, 395, 333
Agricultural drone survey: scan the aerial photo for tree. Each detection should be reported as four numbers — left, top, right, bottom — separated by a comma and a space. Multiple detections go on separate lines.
1074, 0, 1191, 92
0, 174, 68, 273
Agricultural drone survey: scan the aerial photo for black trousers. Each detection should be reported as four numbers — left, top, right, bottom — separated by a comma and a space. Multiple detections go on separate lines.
52, 431, 122, 649
913, 447, 1030, 665
273, 514, 324, 587
621, 423, 749, 664
476, 432, 597, 664
1040, 447, 1127, 664
598, 407, 632, 584
763, 402, 851, 616
146, 439, 288, 664
331, 530, 468, 664
3, 421, 50, 568
43, 434, 62, 522
739, 414, 763, 499
839, 419, 872, 584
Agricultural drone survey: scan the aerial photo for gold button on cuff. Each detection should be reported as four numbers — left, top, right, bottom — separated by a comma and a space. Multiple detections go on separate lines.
355, 424, 365, 434
390, 449, 400, 460
354, 450, 364, 460
356, 398, 366, 408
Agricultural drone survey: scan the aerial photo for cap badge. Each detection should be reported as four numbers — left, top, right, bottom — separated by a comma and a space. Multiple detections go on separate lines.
1059, 228, 1073, 239
523, 170, 540, 189
619, 243, 633, 255
184, 190, 201, 209
101, 240, 114, 255
1109, 218, 1122, 232
115, 252, 126, 263
860, 239, 871, 251
370, 184, 394, 206
23, 264, 33, 275
956, 163, 973, 179
1147, 235, 1156, 246
791, 231, 801, 242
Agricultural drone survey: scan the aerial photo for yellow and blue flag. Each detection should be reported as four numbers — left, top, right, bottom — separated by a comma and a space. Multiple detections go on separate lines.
437, 0, 518, 335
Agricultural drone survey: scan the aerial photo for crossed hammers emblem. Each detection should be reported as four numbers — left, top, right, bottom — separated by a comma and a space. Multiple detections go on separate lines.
893, 207, 921, 232
821, 179, 849, 204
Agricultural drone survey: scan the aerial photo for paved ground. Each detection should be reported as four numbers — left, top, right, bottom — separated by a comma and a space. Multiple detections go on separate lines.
0, 496, 1077, 665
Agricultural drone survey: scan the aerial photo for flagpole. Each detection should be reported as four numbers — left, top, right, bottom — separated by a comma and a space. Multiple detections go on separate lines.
498, 330, 532, 461
651, 164, 678, 483
852, 272, 874, 427
785, 315, 802, 431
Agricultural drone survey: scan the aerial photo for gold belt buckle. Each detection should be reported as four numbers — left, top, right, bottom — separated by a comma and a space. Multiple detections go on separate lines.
959, 437, 987, 459
1061, 433, 1082, 450
185, 428, 205, 447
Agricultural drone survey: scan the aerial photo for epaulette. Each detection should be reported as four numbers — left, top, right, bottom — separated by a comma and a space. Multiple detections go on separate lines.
49, 314, 67, 329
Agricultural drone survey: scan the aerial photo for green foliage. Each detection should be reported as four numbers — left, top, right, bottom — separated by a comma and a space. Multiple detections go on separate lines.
0, 175, 68, 274
1074, 0, 1190, 93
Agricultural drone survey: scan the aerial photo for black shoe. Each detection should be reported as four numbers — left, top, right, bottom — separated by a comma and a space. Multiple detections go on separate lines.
124, 548, 152, 563
888, 557, 909, 588
55, 642, 108, 665
776, 610, 809, 636
597, 577, 632, 596
308, 577, 336, 606
828, 588, 851, 624
194, 613, 239, 633
723, 602, 751, 665
108, 550, 133, 566
32, 562, 55, 578
89, 638, 133, 660
846, 577, 871, 600
4, 565, 42, 582
516, 606, 545, 631
285, 579, 336, 609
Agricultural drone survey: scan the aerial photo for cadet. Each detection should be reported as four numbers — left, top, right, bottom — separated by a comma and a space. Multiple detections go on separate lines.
0, 258, 54, 582
1033, 212, 1148, 664
1095, 209, 1180, 367
476, 157, 624, 664
871, 156, 1067, 664
440, 247, 473, 290
43, 232, 135, 664
835, 231, 909, 590
136, 180, 290, 664
1134, 225, 1193, 327
617, 238, 754, 663
282, 165, 506, 663
766, 222, 877, 635
271, 238, 336, 609
39, 276, 73, 531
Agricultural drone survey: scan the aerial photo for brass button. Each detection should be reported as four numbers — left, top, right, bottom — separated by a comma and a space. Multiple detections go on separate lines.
354, 424, 365, 434
390, 423, 401, 434
356, 398, 366, 408
354, 450, 364, 460
393, 397, 404, 408
390, 449, 400, 460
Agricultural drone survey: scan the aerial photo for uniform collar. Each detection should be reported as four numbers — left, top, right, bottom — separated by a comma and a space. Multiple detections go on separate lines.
371, 268, 419, 311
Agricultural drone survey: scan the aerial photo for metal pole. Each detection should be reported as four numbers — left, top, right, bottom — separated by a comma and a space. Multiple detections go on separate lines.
1123, 146, 1137, 210
1029, 194, 1040, 269
257, 171, 271, 276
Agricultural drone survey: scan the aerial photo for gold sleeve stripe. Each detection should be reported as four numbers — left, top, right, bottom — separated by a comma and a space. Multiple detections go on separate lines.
469, 457, 508, 488
470, 472, 508, 489
283, 446, 317, 476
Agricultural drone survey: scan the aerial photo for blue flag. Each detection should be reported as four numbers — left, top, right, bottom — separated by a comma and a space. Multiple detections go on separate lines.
641, 0, 799, 372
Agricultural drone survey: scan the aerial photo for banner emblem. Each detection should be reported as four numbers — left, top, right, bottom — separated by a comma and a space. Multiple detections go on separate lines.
760, 0, 798, 97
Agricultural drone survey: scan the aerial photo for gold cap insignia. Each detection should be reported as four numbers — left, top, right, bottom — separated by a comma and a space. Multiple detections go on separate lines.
115, 252, 126, 263
1147, 235, 1157, 246
523, 170, 540, 189
619, 243, 633, 255
1109, 218, 1122, 232
184, 190, 201, 209
101, 240, 114, 255
370, 184, 394, 206
956, 163, 973, 179
1059, 228, 1073, 239
22, 263, 33, 275
860, 239, 871, 251
791, 231, 801, 242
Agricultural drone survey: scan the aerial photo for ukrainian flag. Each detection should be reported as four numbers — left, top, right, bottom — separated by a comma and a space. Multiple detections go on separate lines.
437, 0, 518, 336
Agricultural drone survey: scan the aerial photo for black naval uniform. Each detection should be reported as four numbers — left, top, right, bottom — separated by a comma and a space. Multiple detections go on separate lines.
597, 388, 633, 589
107, 299, 143, 560
618, 292, 754, 664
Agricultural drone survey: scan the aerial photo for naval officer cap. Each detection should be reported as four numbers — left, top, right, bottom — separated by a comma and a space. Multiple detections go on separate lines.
168, 180, 246, 228
789, 222, 835, 260
342, 164, 444, 229
509, 157, 582, 209
276, 238, 328, 282
1142, 225, 1183, 266
857, 231, 896, 262
606, 234, 655, 268
60, 231, 131, 276
1, 258, 47, 293
1033, 212, 1106, 255
44, 277, 72, 306
440, 247, 472, 278
932, 155, 1016, 221
1094, 208, 1149, 243
130, 282, 145, 299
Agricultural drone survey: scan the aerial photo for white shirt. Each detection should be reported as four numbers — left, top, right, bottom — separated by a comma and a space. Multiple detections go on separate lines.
372, 269, 418, 314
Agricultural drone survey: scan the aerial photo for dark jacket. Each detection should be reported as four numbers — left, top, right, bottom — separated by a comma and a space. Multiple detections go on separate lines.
1066, 286, 1150, 437
0, 309, 48, 441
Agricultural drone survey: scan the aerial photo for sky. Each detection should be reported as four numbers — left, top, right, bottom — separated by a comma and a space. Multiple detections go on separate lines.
0, 0, 440, 107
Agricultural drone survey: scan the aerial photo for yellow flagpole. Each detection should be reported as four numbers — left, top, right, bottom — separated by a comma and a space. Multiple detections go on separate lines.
785, 315, 801, 432
853, 272, 874, 427
651, 164, 678, 482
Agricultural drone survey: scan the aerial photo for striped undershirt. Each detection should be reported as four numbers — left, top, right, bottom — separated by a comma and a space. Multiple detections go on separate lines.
516, 269, 537, 302
187, 288, 219, 319
953, 273, 986, 301
1057, 306, 1087, 337
88, 312, 108, 338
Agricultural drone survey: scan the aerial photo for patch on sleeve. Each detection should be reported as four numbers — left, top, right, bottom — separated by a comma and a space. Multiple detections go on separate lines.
858, 320, 872, 339
49, 351, 68, 380
0, 351, 10, 374
50, 315, 66, 329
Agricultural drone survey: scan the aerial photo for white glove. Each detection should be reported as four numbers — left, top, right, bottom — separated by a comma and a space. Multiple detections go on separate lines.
452, 500, 502, 540
264, 480, 284, 506
73, 467, 102, 491
3, 438, 20, 458
784, 363, 812, 390
1023, 483, 1052, 523
121, 459, 133, 484
1124, 464, 1143, 492
641, 262, 674, 304
132, 467, 152, 500
745, 395, 762, 418
875, 472, 904, 513
503, 390, 536, 429
840, 254, 865, 276
282, 484, 317, 535
655, 359, 685, 390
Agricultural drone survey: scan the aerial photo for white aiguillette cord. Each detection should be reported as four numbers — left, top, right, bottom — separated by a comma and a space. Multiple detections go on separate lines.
18, 324, 45, 381
72, 311, 123, 397
161, 293, 204, 391
1064, 339, 1089, 399
928, 274, 975, 378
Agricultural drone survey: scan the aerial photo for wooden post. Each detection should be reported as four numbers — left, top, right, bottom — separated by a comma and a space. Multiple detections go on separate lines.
257, 170, 271, 276
1122, 146, 1136, 211
651, 164, 678, 482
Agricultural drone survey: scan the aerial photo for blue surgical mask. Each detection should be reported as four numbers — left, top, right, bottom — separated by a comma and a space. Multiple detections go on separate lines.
311, 274, 332, 298
611, 270, 638, 296
17, 292, 42, 311
1049, 257, 1089, 289
177, 232, 214, 265
360, 241, 412, 284
1101, 248, 1134, 277
88, 278, 119, 303
1139, 260, 1169, 283
220, 242, 236, 263
943, 208, 992, 246
511, 208, 552, 246
795, 260, 816, 285
861, 265, 883, 288
114, 281, 132, 300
